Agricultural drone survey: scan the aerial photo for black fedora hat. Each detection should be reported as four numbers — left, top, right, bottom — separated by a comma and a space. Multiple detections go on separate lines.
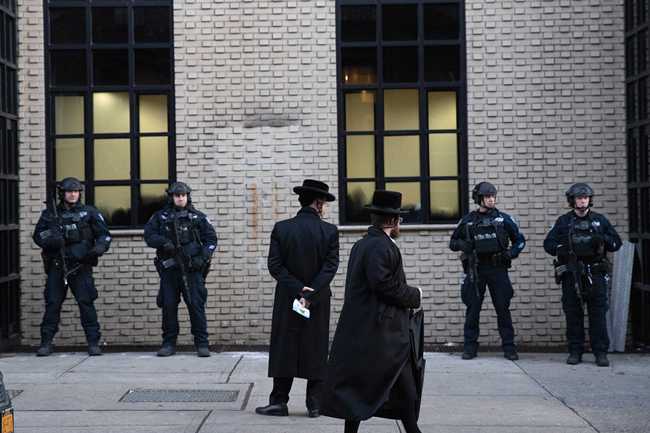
293, 179, 336, 202
365, 190, 408, 215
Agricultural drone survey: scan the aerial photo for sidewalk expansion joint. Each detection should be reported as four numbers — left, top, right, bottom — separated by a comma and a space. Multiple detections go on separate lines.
226, 354, 244, 383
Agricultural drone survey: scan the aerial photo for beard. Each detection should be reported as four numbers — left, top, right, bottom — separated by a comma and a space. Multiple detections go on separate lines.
389, 226, 400, 239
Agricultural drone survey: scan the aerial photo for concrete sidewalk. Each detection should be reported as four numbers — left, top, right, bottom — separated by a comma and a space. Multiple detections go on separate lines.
0, 351, 649, 433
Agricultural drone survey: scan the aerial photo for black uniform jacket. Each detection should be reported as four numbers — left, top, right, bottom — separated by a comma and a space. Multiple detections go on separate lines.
267, 206, 340, 379
322, 226, 421, 421
33, 202, 112, 265
543, 210, 621, 262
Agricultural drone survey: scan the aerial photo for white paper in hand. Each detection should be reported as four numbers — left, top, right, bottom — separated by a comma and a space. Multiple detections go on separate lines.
292, 299, 310, 319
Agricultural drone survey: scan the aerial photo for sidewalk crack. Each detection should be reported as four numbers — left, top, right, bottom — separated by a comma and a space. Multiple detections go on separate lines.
226, 354, 244, 383
513, 362, 601, 433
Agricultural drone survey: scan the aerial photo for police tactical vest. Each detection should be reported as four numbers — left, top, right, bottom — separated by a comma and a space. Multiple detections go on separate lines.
471, 213, 508, 254
59, 209, 94, 245
569, 217, 598, 258
164, 210, 200, 246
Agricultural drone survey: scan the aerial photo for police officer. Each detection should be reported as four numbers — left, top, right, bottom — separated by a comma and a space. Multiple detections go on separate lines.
449, 182, 526, 360
33, 177, 112, 356
544, 183, 621, 367
144, 182, 217, 357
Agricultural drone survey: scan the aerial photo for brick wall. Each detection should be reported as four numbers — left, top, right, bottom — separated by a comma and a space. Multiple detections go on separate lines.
18, 0, 627, 349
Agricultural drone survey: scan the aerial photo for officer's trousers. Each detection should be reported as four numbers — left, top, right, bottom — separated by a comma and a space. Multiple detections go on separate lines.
561, 272, 609, 354
461, 265, 515, 353
40, 263, 101, 344
158, 268, 208, 347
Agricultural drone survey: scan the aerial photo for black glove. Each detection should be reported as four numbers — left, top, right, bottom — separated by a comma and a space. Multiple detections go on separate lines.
190, 255, 206, 271
591, 233, 604, 249
46, 234, 65, 249
500, 250, 512, 268
86, 244, 106, 259
455, 239, 474, 253
161, 242, 176, 255
556, 244, 569, 258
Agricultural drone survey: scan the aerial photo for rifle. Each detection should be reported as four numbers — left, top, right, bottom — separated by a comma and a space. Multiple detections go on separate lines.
49, 198, 80, 288
171, 211, 193, 306
465, 222, 480, 299
567, 218, 587, 304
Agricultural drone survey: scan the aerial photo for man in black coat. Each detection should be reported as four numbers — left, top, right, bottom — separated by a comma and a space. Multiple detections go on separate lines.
144, 182, 218, 357
544, 183, 621, 366
33, 177, 112, 356
255, 179, 340, 418
322, 190, 423, 433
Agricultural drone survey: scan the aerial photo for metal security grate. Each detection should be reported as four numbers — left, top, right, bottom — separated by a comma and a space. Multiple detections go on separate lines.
120, 389, 239, 403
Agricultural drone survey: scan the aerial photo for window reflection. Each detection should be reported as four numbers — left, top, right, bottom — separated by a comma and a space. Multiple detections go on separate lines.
95, 186, 131, 226
384, 89, 419, 131
345, 91, 375, 131
384, 136, 420, 177
346, 135, 375, 178
342, 48, 377, 85
55, 138, 84, 181
346, 182, 374, 223
428, 91, 457, 130
430, 180, 459, 219
94, 138, 130, 180
140, 136, 168, 180
385, 181, 421, 222
139, 95, 168, 133
429, 133, 457, 176
139, 183, 167, 224
93, 92, 130, 133
55, 96, 84, 135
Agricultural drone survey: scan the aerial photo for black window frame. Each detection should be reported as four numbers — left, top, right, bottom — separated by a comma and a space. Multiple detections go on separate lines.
0, 0, 20, 351
625, 0, 650, 350
44, 0, 176, 229
336, 0, 468, 225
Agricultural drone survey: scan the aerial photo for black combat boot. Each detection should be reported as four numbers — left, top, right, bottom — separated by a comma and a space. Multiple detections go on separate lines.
196, 346, 210, 357
595, 353, 610, 367
157, 344, 176, 357
36, 340, 53, 357
504, 350, 519, 361
88, 343, 102, 356
461, 349, 477, 360
566, 352, 582, 365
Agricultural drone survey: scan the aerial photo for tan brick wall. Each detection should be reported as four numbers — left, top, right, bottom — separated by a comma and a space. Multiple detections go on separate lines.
18, 0, 627, 349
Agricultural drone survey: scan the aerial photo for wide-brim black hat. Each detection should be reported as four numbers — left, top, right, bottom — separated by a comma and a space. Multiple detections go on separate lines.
365, 190, 409, 215
293, 179, 335, 202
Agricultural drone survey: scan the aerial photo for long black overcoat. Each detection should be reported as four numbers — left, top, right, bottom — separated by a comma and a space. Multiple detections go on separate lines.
267, 206, 339, 379
322, 226, 421, 421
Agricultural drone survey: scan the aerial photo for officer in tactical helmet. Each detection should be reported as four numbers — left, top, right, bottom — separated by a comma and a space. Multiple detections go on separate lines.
449, 182, 526, 361
32, 177, 112, 356
144, 182, 217, 357
544, 183, 621, 367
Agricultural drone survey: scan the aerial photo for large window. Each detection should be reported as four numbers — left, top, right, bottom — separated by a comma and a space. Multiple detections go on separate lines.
0, 0, 19, 350
45, 0, 174, 227
626, 0, 650, 350
337, 1, 467, 224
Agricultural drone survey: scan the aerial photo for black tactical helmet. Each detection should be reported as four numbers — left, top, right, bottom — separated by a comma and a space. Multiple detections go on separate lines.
166, 182, 192, 196
59, 177, 84, 192
566, 183, 594, 208
472, 182, 497, 205
57, 177, 84, 202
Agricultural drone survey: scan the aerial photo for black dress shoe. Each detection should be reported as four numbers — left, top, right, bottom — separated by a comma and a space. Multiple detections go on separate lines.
566, 352, 582, 365
595, 353, 610, 367
307, 408, 320, 418
504, 351, 519, 361
255, 403, 288, 416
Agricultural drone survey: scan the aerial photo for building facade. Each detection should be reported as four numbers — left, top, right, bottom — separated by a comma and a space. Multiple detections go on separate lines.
9, 0, 638, 350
